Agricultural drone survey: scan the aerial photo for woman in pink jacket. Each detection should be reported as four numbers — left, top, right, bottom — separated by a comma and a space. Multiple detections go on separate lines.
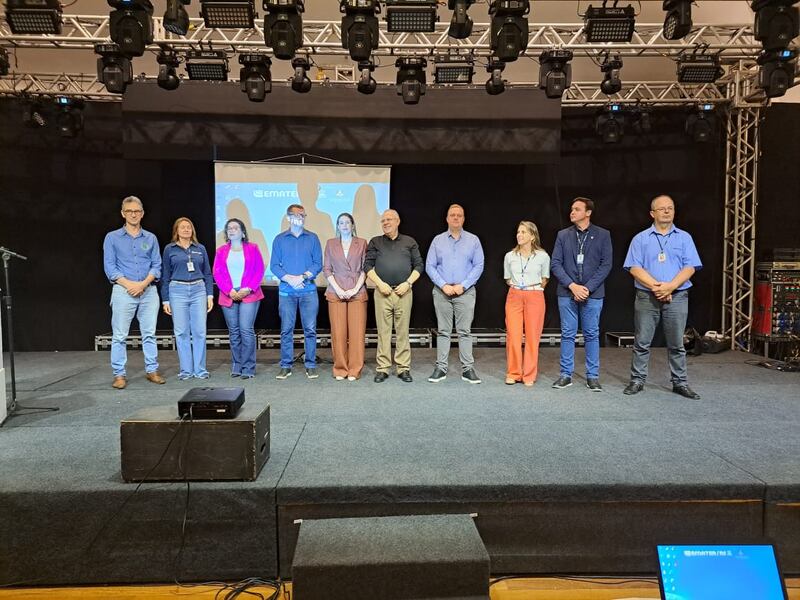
213, 218, 265, 378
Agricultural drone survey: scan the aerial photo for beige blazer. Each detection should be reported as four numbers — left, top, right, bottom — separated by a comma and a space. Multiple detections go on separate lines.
323, 237, 368, 301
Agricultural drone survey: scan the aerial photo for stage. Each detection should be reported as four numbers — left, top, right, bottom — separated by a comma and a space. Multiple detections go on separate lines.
1, 347, 798, 586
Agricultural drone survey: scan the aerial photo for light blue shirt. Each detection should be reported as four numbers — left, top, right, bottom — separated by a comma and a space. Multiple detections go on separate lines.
425, 229, 485, 290
623, 224, 702, 291
103, 226, 161, 283
227, 248, 246, 289
270, 229, 323, 296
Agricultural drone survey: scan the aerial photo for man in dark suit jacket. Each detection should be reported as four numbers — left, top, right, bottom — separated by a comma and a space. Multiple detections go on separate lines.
550, 197, 613, 391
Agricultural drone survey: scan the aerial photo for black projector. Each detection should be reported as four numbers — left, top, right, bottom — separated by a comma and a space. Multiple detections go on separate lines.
178, 387, 245, 419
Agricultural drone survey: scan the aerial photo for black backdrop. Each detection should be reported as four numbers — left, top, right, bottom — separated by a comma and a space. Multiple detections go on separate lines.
0, 96, 752, 352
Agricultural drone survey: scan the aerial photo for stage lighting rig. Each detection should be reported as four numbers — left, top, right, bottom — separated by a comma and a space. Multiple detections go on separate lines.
752, 0, 799, 51
662, 0, 691, 40
239, 52, 272, 101
357, 59, 377, 94
600, 53, 623, 95
21, 99, 47, 128
395, 56, 426, 104
200, 0, 256, 28
95, 43, 133, 94
6, 0, 62, 34
433, 53, 474, 84
676, 52, 723, 83
385, 0, 437, 32
186, 49, 229, 79
485, 58, 506, 95
157, 49, 181, 90
631, 108, 652, 134
685, 103, 714, 142
164, 0, 190, 35
108, 0, 154, 57
291, 56, 312, 92
264, 0, 304, 60
340, 0, 381, 63
583, 3, 635, 43
489, 0, 530, 62
757, 48, 798, 97
0, 48, 9, 76
448, 0, 474, 39
595, 104, 624, 143
55, 96, 84, 138
538, 49, 573, 99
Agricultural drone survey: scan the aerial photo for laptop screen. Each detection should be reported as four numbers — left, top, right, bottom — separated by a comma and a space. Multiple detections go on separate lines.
657, 544, 787, 600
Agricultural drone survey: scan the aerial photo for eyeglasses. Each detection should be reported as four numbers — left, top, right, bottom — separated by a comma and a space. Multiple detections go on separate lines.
289, 213, 306, 219
123, 209, 143, 215
652, 207, 674, 213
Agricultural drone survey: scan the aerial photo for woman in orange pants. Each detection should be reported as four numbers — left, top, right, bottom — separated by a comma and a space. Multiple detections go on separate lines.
504, 221, 550, 386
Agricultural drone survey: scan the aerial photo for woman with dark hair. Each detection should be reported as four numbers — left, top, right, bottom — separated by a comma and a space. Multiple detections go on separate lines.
323, 212, 368, 380
504, 221, 550, 387
161, 217, 214, 380
213, 218, 266, 378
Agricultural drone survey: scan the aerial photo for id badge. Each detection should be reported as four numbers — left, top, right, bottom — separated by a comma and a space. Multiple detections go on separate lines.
657, 252, 666, 263
576, 253, 584, 265
187, 260, 195, 272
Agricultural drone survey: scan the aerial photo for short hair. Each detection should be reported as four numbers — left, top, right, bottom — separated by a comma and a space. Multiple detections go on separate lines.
224, 218, 249, 243
171, 217, 199, 245
572, 197, 594, 212
650, 195, 674, 210
121, 196, 143, 210
286, 204, 305, 215
335, 212, 357, 238
447, 203, 465, 214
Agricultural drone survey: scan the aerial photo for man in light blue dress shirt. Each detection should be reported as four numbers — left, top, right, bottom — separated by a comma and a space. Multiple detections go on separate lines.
425, 204, 485, 384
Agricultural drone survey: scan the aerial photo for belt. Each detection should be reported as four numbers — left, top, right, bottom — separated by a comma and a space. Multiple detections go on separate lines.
171, 279, 204, 285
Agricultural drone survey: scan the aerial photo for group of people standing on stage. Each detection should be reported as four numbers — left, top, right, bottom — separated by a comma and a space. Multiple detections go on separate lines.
103, 192, 702, 399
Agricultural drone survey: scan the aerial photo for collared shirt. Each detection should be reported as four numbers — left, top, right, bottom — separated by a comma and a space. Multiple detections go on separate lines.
425, 229, 485, 290
103, 226, 161, 284
623, 224, 702, 291
160, 241, 214, 303
364, 233, 424, 286
270, 228, 323, 296
504, 250, 550, 290
550, 223, 613, 299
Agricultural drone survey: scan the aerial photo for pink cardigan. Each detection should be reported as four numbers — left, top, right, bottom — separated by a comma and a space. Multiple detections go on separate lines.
213, 242, 266, 307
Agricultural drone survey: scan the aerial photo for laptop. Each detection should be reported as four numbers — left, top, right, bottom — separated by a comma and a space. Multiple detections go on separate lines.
657, 544, 788, 600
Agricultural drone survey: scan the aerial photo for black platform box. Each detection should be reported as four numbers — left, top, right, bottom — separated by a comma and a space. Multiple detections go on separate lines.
120, 402, 270, 482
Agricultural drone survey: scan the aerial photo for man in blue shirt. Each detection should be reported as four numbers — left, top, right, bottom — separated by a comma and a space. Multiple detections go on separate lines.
270, 204, 323, 380
622, 195, 703, 399
102, 196, 164, 389
425, 204, 485, 384
550, 197, 613, 392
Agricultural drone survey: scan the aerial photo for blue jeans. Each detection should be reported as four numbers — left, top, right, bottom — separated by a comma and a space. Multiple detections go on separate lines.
558, 296, 604, 379
279, 292, 319, 369
221, 300, 260, 376
631, 289, 689, 385
169, 281, 208, 378
110, 284, 159, 376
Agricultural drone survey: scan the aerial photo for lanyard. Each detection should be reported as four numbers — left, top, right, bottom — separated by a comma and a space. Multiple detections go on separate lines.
654, 232, 670, 254
519, 252, 533, 286
576, 228, 589, 255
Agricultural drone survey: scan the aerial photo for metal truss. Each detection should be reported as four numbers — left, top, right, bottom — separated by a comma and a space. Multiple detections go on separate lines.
0, 72, 111, 100
0, 15, 762, 59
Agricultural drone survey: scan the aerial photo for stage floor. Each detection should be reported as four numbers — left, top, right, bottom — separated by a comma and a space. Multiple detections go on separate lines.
1, 347, 799, 585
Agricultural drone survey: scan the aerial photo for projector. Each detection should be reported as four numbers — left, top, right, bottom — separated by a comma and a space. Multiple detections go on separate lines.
178, 387, 245, 419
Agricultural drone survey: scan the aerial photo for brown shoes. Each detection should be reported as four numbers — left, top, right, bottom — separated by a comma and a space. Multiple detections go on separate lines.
145, 371, 166, 385
112, 376, 127, 389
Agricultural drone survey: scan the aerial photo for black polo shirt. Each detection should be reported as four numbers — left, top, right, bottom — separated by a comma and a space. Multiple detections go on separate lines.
364, 233, 424, 286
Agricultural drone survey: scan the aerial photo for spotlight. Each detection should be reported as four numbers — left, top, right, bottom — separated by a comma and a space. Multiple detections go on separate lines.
200, 0, 255, 28
0, 48, 9, 76
595, 104, 624, 143
356, 59, 377, 94
676, 53, 724, 83
631, 108, 651, 134
340, 0, 380, 62
186, 49, 229, 80
22, 99, 47, 128
95, 43, 133, 94
385, 0, 437, 32
485, 58, 506, 95
291, 56, 312, 92
448, 0, 474, 39
164, 0, 190, 35
538, 49, 573, 99
157, 49, 181, 90
685, 103, 714, 143
584, 3, 635, 42
433, 53, 474, 84
757, 48, 798, 97
662, 0, 691, 40
54, 96, 84, 138
600, 53, 623, 95
752, 0, 799, 51
395, 56, 426, 104
264, 0, 304, 60
239, 52, 271, 101
108, 0, 154, 57
6, 0, 62, 34
489, 0, 530, 62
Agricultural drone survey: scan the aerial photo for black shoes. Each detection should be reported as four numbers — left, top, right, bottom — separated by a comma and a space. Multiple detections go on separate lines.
276, 368, 292, 380
586, 378, 603, 392
623, 381, 644, 395
306, 368, 319, 379
398, 371, 413, 383
428, 368, 447, 383
672, 384, 701, 399
374, 371, 389, 383
552, 375, 573, 389
461, 369, 482, 384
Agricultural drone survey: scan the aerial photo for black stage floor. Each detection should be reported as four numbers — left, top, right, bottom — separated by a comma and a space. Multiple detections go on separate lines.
1, 347, 799, 585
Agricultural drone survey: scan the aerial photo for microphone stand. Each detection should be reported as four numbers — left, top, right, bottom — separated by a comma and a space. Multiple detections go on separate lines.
1, 246, 26, 425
